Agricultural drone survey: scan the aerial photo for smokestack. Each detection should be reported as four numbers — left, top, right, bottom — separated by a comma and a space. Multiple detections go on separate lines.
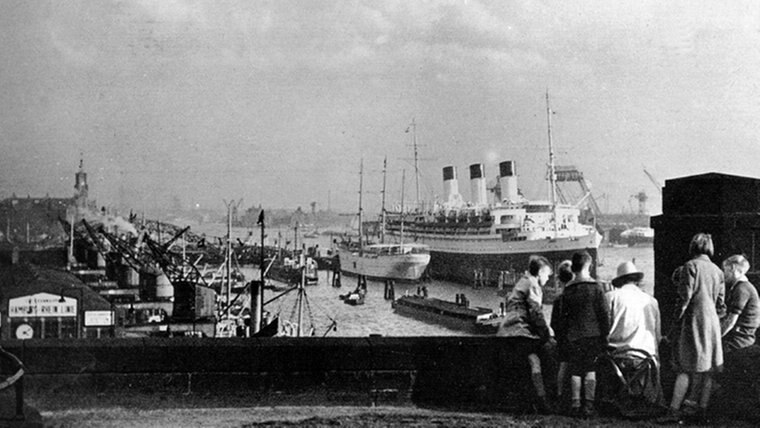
442, 166, 459, 202
469, 163, 487, 206
499, 161, 519, 203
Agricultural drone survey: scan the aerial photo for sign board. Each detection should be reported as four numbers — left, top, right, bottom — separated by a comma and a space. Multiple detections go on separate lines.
84, 310, 114, 327
9, 293, 77, 318
15, 324, 33, 339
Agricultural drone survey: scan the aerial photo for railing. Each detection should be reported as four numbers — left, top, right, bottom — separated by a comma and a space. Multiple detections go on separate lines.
0, 346, 25, 420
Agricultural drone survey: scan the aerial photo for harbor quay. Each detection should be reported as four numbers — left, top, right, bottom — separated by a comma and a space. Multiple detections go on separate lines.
3, 336, 760, 426
9, 336, 541, 410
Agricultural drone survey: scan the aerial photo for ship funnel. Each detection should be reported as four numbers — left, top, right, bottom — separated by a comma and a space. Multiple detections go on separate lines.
443, 166, 459, 202
469, 163, 487, 206
499, 161, 519, 203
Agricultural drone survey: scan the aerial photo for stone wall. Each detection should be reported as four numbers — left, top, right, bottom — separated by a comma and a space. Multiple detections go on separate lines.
0, 337, 538, 411
2, 337, 758, 420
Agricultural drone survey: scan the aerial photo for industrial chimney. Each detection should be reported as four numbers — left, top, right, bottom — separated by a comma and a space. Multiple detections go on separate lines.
469, 163, 487, 206
499, 161, 519, 203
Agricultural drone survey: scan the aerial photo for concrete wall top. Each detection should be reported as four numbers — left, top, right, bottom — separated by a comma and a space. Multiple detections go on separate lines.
662, 172, 760, 215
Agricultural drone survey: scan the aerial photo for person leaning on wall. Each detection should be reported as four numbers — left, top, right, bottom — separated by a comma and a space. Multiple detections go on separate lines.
497, 255, 555, 413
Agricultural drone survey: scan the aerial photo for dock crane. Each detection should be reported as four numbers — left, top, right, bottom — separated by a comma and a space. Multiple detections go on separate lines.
643, 167, 663, 195
630, 191, 649, 215
553, 165, 603, 218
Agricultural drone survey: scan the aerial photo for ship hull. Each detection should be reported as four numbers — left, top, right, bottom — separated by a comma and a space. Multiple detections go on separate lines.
339, 251, 430, 282
399, 233, 601, 285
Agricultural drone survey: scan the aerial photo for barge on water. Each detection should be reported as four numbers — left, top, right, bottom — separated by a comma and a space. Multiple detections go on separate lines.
392, 292, 500, 335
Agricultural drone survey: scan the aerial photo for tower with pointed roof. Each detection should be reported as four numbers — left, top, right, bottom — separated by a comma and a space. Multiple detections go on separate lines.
74, 155, 88, 209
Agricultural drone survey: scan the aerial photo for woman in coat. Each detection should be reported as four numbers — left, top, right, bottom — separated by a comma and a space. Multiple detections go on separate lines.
661, 233, 725, 423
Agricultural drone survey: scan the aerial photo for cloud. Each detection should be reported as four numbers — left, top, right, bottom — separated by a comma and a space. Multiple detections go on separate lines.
47, 22, 97, 67
133, 0, 209, 27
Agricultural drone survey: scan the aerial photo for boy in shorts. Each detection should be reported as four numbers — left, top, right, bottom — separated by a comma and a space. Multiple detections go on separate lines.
552, 251, 610, 417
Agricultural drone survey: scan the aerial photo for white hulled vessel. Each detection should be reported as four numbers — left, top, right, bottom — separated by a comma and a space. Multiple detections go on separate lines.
385, 94, 602, 285
338, 159, 431, 282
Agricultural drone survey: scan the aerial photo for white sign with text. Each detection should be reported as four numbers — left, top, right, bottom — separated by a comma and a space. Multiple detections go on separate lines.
9, 293, 77, 318
84, 311, 114, 327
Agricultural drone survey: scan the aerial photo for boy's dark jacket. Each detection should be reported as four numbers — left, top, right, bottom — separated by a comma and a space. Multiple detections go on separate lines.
551, 278, 610, 346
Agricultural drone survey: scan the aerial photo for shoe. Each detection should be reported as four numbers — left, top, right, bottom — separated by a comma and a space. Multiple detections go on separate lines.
568, 406, 582, 418
655, 408, 684, 425
681, 399, 698, 416
581, 402, 597, 419
534, 397, 553, 414
684, 408, 710, 425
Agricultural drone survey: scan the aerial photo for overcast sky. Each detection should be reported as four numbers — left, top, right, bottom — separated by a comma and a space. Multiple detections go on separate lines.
1, 1, 759, 216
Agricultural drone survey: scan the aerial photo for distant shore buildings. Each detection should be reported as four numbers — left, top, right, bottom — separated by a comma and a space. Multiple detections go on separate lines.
0, 157, 95, 248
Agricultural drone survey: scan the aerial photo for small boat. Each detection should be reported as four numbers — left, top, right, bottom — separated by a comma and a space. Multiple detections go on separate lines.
201, 267, 246, 294
339, 289, 366, 306
266, 255, 319, 286
303, 229, 319, 239
392, 291, 497, 335
619, 226, 654, 246
307, 245, 336, 271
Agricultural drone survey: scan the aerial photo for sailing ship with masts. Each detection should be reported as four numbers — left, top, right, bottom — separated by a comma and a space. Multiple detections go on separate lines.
384, 93, 602, 285
338, 159, 431, 282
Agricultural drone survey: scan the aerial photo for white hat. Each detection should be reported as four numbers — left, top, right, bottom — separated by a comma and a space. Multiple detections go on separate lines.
612, 261, 644, 287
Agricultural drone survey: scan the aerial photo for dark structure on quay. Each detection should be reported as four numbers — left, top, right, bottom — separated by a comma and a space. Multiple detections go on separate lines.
652, 172, 760, 420
651, 172, 760, 329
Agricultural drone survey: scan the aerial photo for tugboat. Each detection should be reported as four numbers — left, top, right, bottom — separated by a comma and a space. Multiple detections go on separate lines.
266, 253, 319, 286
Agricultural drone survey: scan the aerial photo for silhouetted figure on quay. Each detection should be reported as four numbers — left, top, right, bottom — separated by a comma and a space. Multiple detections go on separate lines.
659, 233, 725, 424
551, 251, 609, 418
497, 255, 554, 413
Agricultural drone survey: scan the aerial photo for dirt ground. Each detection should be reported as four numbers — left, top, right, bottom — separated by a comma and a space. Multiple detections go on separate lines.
40, 405, 754, 428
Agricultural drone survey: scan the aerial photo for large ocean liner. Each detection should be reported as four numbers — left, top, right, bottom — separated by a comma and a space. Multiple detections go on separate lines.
385, 95, 602, 285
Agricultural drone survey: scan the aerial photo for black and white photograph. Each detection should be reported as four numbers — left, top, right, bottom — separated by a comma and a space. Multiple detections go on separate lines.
1, 1, 759, 426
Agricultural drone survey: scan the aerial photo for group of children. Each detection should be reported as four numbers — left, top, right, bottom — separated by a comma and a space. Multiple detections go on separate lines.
498, 251, 615, 417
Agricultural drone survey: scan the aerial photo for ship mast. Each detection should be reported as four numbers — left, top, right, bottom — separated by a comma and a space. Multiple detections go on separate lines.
380, 156, 387, 244
410, 118, 420, 211
358, 159, 364, 255
545, 90, 558, 236
400, 169, 406, 249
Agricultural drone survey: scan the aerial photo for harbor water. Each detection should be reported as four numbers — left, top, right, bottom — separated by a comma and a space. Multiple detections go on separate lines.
193, 224, 654, 337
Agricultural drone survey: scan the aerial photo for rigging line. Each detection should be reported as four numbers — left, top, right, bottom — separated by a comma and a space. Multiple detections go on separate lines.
303, 293, 315, 329
303, 294, 338, 324
263, 285, 298, 306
